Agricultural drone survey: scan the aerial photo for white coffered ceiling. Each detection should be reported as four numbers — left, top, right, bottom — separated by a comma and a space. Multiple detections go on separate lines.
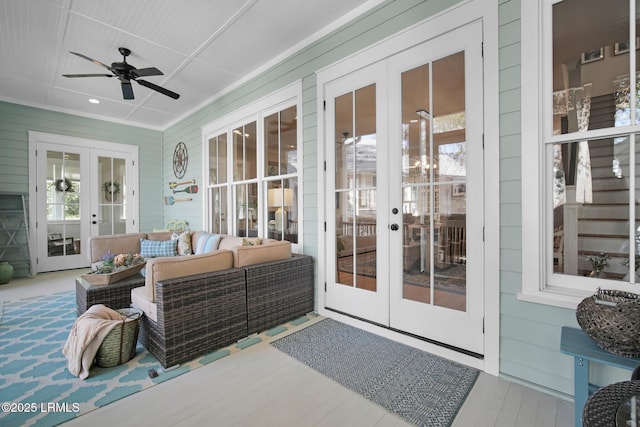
0, 0, 381, 129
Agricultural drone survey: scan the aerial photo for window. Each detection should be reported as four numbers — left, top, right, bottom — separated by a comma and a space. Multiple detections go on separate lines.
521, 0, 640, 307
264, 105, 299, 243
203, 83, 302, 248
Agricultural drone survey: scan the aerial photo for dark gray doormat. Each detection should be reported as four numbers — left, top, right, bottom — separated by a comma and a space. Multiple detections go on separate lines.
271, 318, 478, 426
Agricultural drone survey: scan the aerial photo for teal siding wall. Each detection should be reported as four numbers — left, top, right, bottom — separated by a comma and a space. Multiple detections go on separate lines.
0, 101, 163, 233
497, 0, 630, 396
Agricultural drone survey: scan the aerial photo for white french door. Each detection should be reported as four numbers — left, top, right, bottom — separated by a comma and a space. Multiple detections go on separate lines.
324, 61, 390, 323
30, 132, 138, 272
324, 22, 484, 355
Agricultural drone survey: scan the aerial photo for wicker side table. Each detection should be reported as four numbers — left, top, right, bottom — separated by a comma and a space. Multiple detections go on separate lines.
583, 380, 640, 427
76, 273, 145, 315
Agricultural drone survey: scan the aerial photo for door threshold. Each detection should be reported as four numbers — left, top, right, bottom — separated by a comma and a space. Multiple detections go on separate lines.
325, 307, 484, 360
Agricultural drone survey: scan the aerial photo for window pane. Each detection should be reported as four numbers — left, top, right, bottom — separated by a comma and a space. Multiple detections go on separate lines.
335, 92, 354, 190
281, 106, 298, 174
552, 0, 630, 135
245, 121, 257, 180
235, 183, 258, 238
266, 178, 298, 243
551, 137, 631, 280
210, 187, 227, 234
209, 134, 227, 184
265, 112, 279, 176
233, 126, 243, 181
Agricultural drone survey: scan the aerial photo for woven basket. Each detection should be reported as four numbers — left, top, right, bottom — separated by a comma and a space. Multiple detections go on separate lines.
576, 289, 640, 358
583, 380, 640, 427
95, 308, 142, 368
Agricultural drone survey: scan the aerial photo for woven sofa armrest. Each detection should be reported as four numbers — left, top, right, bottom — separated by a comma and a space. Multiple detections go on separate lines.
143, 268, 248, 368
244, 254, 314, 335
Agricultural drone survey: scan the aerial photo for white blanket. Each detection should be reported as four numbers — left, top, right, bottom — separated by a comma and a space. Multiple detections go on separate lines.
63, 304, 124, 379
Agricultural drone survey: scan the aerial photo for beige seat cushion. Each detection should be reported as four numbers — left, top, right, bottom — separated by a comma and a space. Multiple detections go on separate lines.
231, 240, 291, 267
143, 250, 234, 302
131, 286, 157, 322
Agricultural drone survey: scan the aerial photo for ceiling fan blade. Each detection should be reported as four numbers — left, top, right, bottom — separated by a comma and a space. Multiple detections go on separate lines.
121, 81, 134, 100
131, 67, 163, 78
136, 79, 180, 99
62, 74, 113, 78
69, 51, 116, 73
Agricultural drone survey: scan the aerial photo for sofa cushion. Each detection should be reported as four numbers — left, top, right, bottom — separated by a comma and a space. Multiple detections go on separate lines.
88, 232, 147, 263
172, 231, 192, 256
140, 238, 178, 258
131, 286, 157, 322
143, 250, 234, 302
231, 240, 291, 267
194, 233, 221, 254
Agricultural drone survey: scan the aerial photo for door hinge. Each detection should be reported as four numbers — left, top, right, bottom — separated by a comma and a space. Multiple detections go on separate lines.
324, 222, 327, 232
324, 282, 327, 292
324, 161, 326, 171
483, 318, 485, 333
483, 227, 485, 242
482, 133, 485, 149
481, 42, 484, 58
323, 100, 326, 111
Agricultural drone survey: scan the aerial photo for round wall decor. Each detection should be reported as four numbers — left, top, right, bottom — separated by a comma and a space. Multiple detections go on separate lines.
173, 142, 188, 179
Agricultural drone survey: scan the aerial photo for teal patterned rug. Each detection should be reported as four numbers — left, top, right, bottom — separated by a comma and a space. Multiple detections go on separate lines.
271, 318, 478, 427
0, 291, 309, 426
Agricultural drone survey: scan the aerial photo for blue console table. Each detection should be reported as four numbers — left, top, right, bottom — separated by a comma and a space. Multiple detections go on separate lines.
560, 326, 640, 427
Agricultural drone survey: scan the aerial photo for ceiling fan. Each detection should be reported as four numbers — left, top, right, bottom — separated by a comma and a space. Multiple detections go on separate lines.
62, 47, 180, 100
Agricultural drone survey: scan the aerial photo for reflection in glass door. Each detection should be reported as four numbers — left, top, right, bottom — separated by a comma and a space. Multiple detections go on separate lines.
97, 156, 128, 235
400, 53, 468, 312
46, 151, 81, 258
335, 84, 378, 292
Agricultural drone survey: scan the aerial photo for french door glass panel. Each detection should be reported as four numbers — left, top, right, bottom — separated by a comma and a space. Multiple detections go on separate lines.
45, 150, 81, 258
97, 156, 127, 236
400, 53, 468, 312
335, 84, 378, 292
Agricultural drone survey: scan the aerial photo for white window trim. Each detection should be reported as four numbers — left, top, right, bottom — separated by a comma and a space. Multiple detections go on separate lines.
201, 82, 303, 252
519, 0, 640, 309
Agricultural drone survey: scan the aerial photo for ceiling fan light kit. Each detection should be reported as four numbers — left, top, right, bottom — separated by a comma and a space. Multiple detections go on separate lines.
62, 47, 180, 100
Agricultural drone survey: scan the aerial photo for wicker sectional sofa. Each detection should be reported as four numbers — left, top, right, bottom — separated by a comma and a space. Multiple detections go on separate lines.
86, 231, 314, 368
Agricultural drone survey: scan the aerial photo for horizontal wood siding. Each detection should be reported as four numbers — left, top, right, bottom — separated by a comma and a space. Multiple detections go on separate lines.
498, 0, 583, 396
0, 101, 163, 233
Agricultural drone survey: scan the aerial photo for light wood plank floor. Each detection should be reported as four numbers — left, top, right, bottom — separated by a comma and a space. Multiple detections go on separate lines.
1, 270, 574, 427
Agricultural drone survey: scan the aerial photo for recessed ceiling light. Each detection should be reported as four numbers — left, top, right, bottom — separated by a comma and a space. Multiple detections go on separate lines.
89, 98, 100, 104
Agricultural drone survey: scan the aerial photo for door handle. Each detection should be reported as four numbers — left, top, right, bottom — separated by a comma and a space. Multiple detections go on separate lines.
390, 224, 399, 231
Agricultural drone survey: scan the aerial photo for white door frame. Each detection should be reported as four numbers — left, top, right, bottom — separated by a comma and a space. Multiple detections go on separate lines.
28, 131, 139, 272
315, 1, 499, 374
323, 61, 390, 324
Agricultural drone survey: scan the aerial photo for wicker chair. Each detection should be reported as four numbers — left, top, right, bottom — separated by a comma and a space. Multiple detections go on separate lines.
138, 268, 248, 368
